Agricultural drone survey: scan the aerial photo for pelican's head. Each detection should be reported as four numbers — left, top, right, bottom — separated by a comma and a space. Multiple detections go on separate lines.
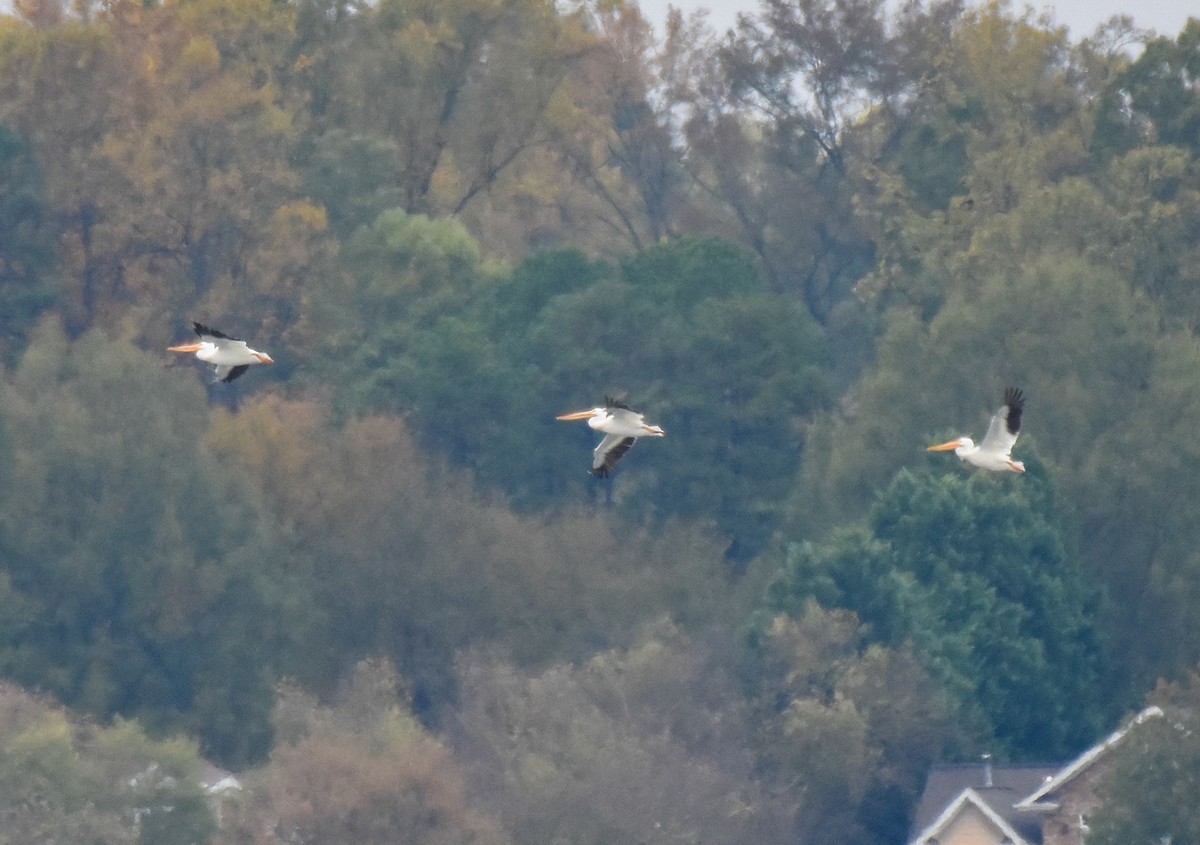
927, 436, 972, 457
253, 351, 275, 365
167, 342, 203, 354
641, 424, 665, 437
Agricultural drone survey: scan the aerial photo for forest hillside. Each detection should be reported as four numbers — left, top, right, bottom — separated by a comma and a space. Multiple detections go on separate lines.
1, 0, 1199, 841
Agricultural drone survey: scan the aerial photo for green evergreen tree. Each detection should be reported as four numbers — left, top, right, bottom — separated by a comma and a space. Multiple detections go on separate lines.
765, 463, 1110, 758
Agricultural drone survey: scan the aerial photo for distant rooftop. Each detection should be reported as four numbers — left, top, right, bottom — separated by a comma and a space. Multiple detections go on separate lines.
910, 762, 1060, 844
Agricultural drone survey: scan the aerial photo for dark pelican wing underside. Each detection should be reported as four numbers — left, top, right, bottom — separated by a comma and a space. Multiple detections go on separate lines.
591, 435, 637, 478
221, 364, 250, 383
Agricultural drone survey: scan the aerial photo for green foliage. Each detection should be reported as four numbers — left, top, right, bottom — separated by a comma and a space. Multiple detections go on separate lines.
320, 229, 833, 558
749, 604, 966, 845
767, 465, 1108, 759
1094, 20, 1200, 158
3, 0, 1200, 838
295, 129, 408, 239
206, 397, 738, 715
0, 683, 215, 845
0, 124, 57, 358
1089, 677, 1200, 845
0, 321, 308, 766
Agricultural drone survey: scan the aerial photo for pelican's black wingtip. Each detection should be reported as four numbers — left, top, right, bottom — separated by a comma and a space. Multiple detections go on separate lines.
193, 321, 236, 341
1003, 386, 1024, 435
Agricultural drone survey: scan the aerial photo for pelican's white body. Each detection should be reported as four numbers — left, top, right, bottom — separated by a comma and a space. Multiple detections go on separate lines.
168, 322, 274, 383
928, 388, 1025, 473
557, 400, 665, 477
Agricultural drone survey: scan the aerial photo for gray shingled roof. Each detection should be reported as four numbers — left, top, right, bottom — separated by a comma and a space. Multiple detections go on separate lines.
909, 762, 1060, 844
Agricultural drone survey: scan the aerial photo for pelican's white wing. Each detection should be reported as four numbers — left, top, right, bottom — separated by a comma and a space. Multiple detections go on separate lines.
979, 387, 1024, 457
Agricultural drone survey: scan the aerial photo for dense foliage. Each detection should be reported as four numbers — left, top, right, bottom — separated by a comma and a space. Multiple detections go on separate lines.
0, 0, 1198, 841
1089, 675, 1200, 845
766, 465, 1106, 759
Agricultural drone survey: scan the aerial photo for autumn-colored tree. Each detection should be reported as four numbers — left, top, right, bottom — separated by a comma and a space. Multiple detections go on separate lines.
453, 628, 794, 845
0, 0, 335, 363
207, 394, 736, 713
0, 682, 215, 845
293, 0, 585, 222
216, 660, 509, 845
751, 604, 966, 844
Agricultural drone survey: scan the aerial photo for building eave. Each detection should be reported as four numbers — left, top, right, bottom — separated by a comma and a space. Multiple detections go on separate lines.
909, 787, 1032, 845
1014, 706, 1163, 811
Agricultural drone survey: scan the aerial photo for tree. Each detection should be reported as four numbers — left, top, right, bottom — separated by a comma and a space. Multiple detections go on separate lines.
708, 0, 944, 320
1088, 675, 1200, 845
310, 227, 834, 560
766, 464, 1109, 759
0, 682, 215, 845
453, 628, 794, 845
489, 237, 834, 559
1094, 20, 1200, 158
0, 320, 308, 766
293, 0, 581, 218
0, 124, 57, 361
217, 660, 509, 845
0, 0, 319, 342
750, 604, 966, 845
205, 395, 737, 715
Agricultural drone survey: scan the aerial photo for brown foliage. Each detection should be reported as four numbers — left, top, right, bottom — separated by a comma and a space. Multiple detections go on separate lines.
218, 661, 509, 845
207, 396, 737, 701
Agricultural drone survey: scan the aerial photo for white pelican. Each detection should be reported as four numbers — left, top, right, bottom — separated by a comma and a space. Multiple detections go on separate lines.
168, 322, 274, 383
927, 386, 1025, 473
556, 397, 665, 477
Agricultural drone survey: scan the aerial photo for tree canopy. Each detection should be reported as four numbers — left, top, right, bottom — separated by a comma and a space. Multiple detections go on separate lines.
2, 0, 1200, 841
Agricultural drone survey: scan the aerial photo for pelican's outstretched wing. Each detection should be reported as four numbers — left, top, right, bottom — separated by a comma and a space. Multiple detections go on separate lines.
219, 364, 249, 383
591, 434, 636, 478
193, 322, 242, 342
980, 386, 1023, 457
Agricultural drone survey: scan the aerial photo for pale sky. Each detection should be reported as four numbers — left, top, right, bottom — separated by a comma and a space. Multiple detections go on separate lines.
636, 0, 1196, 41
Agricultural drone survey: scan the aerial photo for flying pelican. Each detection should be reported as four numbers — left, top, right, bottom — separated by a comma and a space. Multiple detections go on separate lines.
556, 397, 665, 477
927, 387, 1025, 473
168, 322, 274, 383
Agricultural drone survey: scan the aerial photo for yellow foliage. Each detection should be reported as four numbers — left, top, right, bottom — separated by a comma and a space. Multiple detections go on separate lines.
372, 705, 425, 755
179, 34, 221, 82
394, 19, 443, 68
517, 752, 558, 786
7, 711, 74, 775
272, 200, 329, 235
544, 84, 589, 135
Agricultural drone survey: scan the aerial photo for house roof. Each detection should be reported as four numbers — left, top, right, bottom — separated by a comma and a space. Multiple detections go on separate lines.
909, 762, 1059, 845
201, 762, 242, 795
909, 787, 1036, 845
1015, 705, 1163, 812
